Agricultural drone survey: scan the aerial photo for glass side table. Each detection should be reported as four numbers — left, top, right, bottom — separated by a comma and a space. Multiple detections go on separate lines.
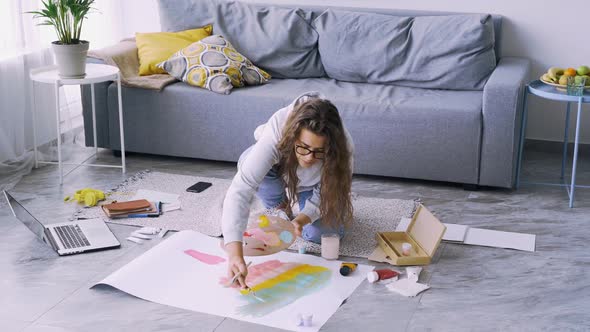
515, 79, 590, 207
30, 64, 126, 184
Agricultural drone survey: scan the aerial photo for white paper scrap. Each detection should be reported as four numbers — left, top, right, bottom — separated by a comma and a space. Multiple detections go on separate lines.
386, 278, 430, 297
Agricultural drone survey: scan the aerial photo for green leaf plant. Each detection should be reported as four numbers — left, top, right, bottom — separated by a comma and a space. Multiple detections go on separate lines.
28, 0, 96, 45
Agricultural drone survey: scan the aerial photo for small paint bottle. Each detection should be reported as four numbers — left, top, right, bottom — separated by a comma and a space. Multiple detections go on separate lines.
367, 269, 399, 283
339, 262, 358, 276
298, 243, 307, 254
401, 242, 413, 256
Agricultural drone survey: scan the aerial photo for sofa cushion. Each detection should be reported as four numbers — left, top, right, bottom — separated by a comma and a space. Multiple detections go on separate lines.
313, 9, 496, 90
158, 35, 270, 94
157, 0, 325, 79
136, 25, 212, 76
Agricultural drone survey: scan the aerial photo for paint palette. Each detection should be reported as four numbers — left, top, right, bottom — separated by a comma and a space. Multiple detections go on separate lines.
242, 214, 296, 256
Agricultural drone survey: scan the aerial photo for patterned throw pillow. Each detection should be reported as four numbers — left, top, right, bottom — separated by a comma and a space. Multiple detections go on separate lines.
158, 35, 271, 94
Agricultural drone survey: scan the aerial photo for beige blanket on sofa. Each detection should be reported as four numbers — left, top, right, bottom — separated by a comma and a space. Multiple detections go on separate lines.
88, 38, 177, 91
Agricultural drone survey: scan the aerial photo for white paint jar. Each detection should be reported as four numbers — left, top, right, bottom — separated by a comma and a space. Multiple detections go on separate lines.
321, 233, 340, 260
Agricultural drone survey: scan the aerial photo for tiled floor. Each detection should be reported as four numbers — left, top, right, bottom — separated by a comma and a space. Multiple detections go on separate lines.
1, 141, 589, 331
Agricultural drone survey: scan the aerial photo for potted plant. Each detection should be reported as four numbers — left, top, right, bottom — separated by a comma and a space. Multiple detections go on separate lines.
28, 0, 96, 78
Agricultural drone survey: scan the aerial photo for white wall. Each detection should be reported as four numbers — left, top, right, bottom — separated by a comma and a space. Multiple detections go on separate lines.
117, 0, 590, 143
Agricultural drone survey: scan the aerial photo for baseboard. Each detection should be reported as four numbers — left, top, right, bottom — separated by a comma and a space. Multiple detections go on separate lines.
524, 139, 590, 154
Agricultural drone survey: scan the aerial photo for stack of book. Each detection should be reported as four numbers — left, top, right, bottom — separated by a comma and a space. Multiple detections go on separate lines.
102, 199, 162, 218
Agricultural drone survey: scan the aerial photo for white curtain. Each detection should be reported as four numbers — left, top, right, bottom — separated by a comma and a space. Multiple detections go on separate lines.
0, 0, 126, 190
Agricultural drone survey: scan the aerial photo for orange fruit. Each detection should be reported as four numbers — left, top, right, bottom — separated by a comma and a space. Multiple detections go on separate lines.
564, 68, 577, 76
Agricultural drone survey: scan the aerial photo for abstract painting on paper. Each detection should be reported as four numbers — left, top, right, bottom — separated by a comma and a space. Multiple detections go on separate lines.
95, 230, 372, 332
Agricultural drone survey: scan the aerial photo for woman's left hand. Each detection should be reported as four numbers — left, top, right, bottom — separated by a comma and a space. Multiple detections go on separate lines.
291, 214, 311, 238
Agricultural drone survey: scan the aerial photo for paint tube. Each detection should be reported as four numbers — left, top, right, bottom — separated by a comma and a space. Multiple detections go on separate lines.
339, 262, 358, 276
367, 269, 399, 283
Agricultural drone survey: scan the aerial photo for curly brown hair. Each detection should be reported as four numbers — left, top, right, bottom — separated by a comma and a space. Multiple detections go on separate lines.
277, 98, 353, 228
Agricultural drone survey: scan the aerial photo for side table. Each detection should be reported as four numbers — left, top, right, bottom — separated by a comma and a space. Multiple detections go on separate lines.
30, 63, 126, 184
515, 79, 590, 207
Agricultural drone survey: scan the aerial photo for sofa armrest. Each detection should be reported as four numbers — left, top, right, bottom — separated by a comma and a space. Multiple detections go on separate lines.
81, 57, 112, 149
480, 56, 531, 188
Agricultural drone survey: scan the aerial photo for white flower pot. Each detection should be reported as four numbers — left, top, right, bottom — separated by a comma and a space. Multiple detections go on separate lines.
51, 41, 90, 78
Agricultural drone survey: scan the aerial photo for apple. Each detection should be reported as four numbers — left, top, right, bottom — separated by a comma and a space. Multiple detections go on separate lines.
577, 65, 590, 76
575, 75, 586, 85
559, 75, 569, 85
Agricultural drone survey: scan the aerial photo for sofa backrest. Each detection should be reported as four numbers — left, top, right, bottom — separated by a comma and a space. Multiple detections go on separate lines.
157, 0, 325, 79
157, 0, 502, 89
158, 1, 502, 60
285, 5, 503, 59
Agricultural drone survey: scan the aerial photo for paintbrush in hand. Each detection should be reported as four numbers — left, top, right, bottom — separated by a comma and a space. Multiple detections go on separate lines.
225, 261, 252, 288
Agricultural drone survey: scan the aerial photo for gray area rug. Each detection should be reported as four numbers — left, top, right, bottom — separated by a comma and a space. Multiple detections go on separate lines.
75, 171, 417, 258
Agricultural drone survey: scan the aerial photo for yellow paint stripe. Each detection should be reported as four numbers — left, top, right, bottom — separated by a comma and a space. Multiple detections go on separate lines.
240, 264, 329, 295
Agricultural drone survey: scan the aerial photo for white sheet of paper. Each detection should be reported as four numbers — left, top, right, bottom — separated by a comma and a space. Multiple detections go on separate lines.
94, 230, 372, 332
396, 219, 535, 252
396, 217, 412, 231
441, 223, 468, 242
132, 189, 181, 212
396, 219, 467, 243
132, 189, 180, 204
463, 227, 536, 252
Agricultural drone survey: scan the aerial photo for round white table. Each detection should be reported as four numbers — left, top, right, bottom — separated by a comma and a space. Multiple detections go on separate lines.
30, 63, 126, 184
516, 79, 590, 207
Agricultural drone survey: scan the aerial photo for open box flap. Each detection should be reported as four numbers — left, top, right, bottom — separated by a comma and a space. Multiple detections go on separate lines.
408, 205, 446, 257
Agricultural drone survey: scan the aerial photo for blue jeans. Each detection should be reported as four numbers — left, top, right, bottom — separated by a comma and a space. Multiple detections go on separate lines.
256, 165, 345, 244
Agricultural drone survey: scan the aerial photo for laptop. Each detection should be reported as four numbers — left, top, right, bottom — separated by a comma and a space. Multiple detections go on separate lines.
4, 191, 120, 256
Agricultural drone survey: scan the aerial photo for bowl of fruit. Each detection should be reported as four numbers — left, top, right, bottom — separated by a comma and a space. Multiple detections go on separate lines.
541, 66, 590, 91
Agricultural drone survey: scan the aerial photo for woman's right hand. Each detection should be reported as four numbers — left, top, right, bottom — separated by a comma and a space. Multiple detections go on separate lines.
225, 241, 248, 289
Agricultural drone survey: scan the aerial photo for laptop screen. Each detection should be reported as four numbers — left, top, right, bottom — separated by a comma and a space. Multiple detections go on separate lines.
3, 191, 46, 240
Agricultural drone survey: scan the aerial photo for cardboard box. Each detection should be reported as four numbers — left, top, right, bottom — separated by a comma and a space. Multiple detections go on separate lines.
376, 204, 446, 266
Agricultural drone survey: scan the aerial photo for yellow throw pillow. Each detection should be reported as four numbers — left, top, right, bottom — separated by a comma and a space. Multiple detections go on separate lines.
158, 35, 271, 94
136, 25, 212, 76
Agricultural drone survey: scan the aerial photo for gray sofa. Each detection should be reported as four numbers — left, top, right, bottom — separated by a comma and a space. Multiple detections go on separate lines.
82, 1, 531, 188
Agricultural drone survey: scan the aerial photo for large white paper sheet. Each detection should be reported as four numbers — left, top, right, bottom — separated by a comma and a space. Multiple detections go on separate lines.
95, 231, 372, 331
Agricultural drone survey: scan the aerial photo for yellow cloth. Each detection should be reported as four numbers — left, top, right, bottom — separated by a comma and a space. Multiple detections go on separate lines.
136, 25, 212, 76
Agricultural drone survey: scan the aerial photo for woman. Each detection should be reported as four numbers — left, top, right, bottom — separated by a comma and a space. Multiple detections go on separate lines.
221, 92, 354, 288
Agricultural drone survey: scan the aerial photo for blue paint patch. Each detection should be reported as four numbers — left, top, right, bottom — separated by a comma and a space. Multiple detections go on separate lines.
279, 231, 293, 244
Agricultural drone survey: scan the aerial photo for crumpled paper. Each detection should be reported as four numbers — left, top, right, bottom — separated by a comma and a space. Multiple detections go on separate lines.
386, 278, 430, 297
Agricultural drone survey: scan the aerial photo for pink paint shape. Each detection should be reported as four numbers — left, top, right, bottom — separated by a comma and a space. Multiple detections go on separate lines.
248, 228, 281, 247
184, 249, 226, 265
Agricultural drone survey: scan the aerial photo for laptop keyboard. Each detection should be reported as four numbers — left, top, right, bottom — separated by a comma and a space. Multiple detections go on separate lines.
54, 224, 91, 249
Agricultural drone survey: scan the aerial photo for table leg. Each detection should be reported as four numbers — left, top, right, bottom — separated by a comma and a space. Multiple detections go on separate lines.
55, 83, 63, 185
515, 87, 529, 189
91, 83, 98, 158
117, 74, 126, 173
561, 102, 571, 180
31, 81, 38, 169
569, 97, 583, 208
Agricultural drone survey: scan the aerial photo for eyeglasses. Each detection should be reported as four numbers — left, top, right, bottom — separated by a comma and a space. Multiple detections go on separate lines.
295, 145, 325, 160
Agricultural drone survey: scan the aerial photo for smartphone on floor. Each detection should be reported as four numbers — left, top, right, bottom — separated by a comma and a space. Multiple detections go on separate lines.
186, 181, 212, 193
